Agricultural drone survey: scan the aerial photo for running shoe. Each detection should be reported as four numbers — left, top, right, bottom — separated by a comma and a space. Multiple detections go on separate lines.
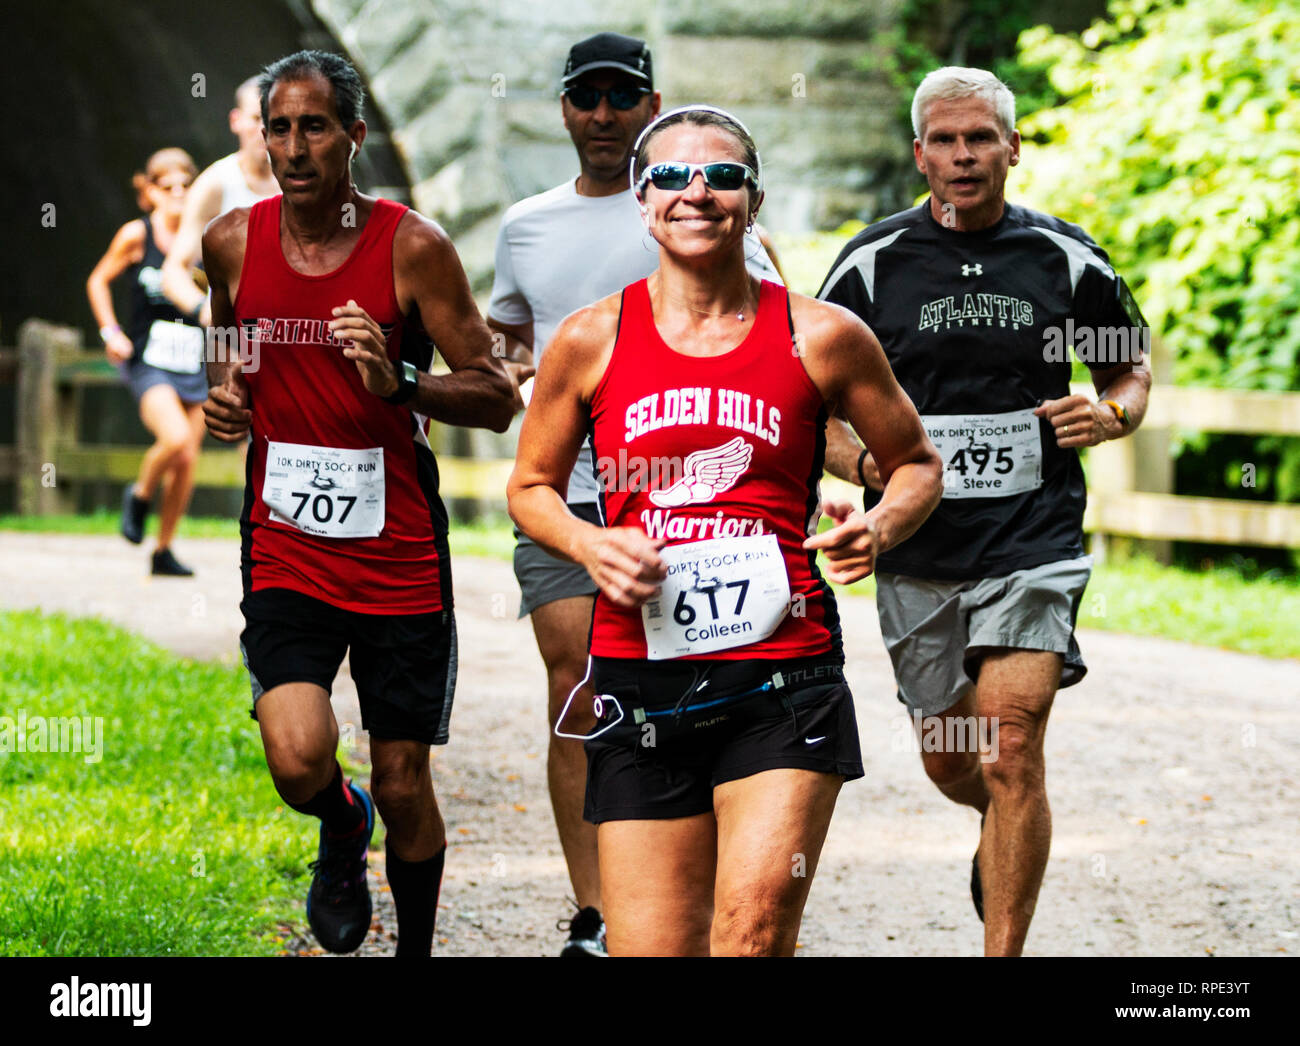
306, 783, 375, 954
558, 904, 607, 957
121, 483, 150, 544
971, 813, 986, 923
151, 548, 194, 577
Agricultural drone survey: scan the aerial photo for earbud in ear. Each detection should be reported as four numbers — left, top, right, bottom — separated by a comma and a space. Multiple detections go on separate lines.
349, 141, 358, 160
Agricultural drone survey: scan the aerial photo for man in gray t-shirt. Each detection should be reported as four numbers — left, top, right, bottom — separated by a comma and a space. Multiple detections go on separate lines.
488, 32, 777, 957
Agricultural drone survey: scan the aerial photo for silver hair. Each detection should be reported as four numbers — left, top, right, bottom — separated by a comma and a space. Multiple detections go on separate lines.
911, 66, 1016, 140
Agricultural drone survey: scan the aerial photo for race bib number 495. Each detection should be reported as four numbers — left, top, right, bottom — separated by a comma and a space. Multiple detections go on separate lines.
641, 533, 791, 660
262, 441, 385, 539
924, 408, 1044, 499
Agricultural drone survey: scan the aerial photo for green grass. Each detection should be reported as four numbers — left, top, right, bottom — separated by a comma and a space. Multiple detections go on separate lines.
829, 555, 1299, 660
0, 511, 241, 540
0, 511, 515, 562
0, 611, 314, 956
446, 513, 518, 561
1077, 556, 1300, 660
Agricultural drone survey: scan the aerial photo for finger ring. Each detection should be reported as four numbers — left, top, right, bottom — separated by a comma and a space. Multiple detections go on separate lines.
1063, 424, 1070, 435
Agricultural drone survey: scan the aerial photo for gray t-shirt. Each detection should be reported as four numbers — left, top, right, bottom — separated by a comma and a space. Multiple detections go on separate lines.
489, 179, 779, 504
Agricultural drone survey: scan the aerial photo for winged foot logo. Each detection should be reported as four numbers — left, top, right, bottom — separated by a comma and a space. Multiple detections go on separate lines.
649, 436, 752, 508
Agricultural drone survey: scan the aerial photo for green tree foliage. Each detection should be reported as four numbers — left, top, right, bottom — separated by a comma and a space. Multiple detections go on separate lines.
1012, 0, 1300, 503
866, 0, 1068, 129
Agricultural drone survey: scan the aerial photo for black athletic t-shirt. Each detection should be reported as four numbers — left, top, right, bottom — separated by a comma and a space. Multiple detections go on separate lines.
818, 200, 1146, 580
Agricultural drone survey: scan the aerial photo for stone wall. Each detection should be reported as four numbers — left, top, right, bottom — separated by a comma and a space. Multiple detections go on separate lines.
313, 0, 908, 290
0, 1, 409, 343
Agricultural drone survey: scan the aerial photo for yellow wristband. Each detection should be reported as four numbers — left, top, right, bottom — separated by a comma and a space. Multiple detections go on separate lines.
1102, 399, 1130, 429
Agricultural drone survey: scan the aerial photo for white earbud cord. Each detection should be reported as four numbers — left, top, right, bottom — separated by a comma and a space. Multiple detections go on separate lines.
553, 654, 625, 740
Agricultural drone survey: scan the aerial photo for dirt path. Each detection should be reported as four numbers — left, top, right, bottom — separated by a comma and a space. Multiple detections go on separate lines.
3, 531, 1297, 956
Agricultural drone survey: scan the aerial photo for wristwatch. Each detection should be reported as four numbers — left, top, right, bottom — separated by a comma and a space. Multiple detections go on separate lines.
383, 359, 419, 405
1102, 398, 1131, 429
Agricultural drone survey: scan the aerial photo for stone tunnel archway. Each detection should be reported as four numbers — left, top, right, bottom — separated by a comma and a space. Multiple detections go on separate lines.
2, 1, 410, 342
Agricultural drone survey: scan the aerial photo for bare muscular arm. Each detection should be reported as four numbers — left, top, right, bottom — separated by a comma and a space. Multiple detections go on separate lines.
391, 213, 515, 432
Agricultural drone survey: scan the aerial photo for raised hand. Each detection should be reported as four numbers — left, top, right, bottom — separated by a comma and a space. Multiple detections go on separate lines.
331, 299, 398, 398
802, 498, 880, 585
203, 356, 251, 442
577, 525, 669, 608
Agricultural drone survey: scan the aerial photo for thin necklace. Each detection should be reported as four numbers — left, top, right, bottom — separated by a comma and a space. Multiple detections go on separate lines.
658, 288, 755, 322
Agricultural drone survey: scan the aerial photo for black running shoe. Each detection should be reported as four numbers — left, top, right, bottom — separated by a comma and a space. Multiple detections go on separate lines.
121, 484, 150, 544
151, 548, 194, 577
971, 813, 986, 923
306, 783, 375, 954
558, 905, 607, 957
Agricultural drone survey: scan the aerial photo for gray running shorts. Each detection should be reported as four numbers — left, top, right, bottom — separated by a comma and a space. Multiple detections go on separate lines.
513, 501, 601, 618
875, 555, 1092, 717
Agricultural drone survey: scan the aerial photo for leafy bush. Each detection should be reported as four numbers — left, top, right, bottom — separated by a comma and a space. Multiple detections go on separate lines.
1013, 0, 1300, 506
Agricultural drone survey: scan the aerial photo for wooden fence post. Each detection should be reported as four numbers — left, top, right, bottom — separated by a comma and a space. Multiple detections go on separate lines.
17, 319, 80, 515
1081, 336, 1175, 565
1131, 335, 1174, 564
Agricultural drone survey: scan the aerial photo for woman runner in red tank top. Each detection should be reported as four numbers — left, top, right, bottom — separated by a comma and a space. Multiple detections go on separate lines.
509, 106, 942, 956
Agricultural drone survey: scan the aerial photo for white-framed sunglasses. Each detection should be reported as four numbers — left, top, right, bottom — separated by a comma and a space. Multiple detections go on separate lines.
636, 160, 760, 195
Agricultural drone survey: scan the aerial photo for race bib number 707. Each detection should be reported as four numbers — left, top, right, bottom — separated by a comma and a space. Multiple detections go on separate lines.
262, 441, 385, 539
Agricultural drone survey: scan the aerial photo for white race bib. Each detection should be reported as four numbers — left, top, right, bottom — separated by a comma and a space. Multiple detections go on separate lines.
641, 533, 791, 660
262, 441, 385, 539
141, 319, 204, 374
923, 408, 1044, 499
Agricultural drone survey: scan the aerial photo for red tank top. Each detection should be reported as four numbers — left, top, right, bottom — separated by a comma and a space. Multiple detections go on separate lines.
589, 278, 841, 660
234, 195, 449, 614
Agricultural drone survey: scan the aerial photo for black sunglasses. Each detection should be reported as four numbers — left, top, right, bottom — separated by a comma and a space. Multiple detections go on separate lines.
564, 84, 651, 111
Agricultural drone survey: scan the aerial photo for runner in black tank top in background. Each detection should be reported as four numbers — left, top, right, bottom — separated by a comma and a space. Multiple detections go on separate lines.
86, 148, 208, 576
509, 106, 942, 956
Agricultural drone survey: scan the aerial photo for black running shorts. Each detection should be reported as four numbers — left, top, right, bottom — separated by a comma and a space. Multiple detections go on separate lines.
239, 587, 457, 745
582, 655, 864, 823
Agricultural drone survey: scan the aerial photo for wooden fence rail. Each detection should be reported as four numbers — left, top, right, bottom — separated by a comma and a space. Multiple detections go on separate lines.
3, 319, 1299, 554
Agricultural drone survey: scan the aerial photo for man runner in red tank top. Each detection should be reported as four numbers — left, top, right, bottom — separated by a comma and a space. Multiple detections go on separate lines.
201, 50, 514, 957
509, 106, 942, 955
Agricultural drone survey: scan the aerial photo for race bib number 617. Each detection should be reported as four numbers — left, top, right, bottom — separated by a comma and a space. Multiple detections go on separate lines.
641, 533, 791, 660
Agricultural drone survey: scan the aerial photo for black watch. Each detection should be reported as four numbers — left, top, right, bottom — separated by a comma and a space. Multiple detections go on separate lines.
383, 359, 419, 405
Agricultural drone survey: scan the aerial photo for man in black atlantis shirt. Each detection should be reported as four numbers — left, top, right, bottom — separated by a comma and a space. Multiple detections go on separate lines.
818, 67, 1151, 956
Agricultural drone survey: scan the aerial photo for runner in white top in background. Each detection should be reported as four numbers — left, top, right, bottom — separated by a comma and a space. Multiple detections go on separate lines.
486, 32, 779, 957
161, 77, 279, 325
